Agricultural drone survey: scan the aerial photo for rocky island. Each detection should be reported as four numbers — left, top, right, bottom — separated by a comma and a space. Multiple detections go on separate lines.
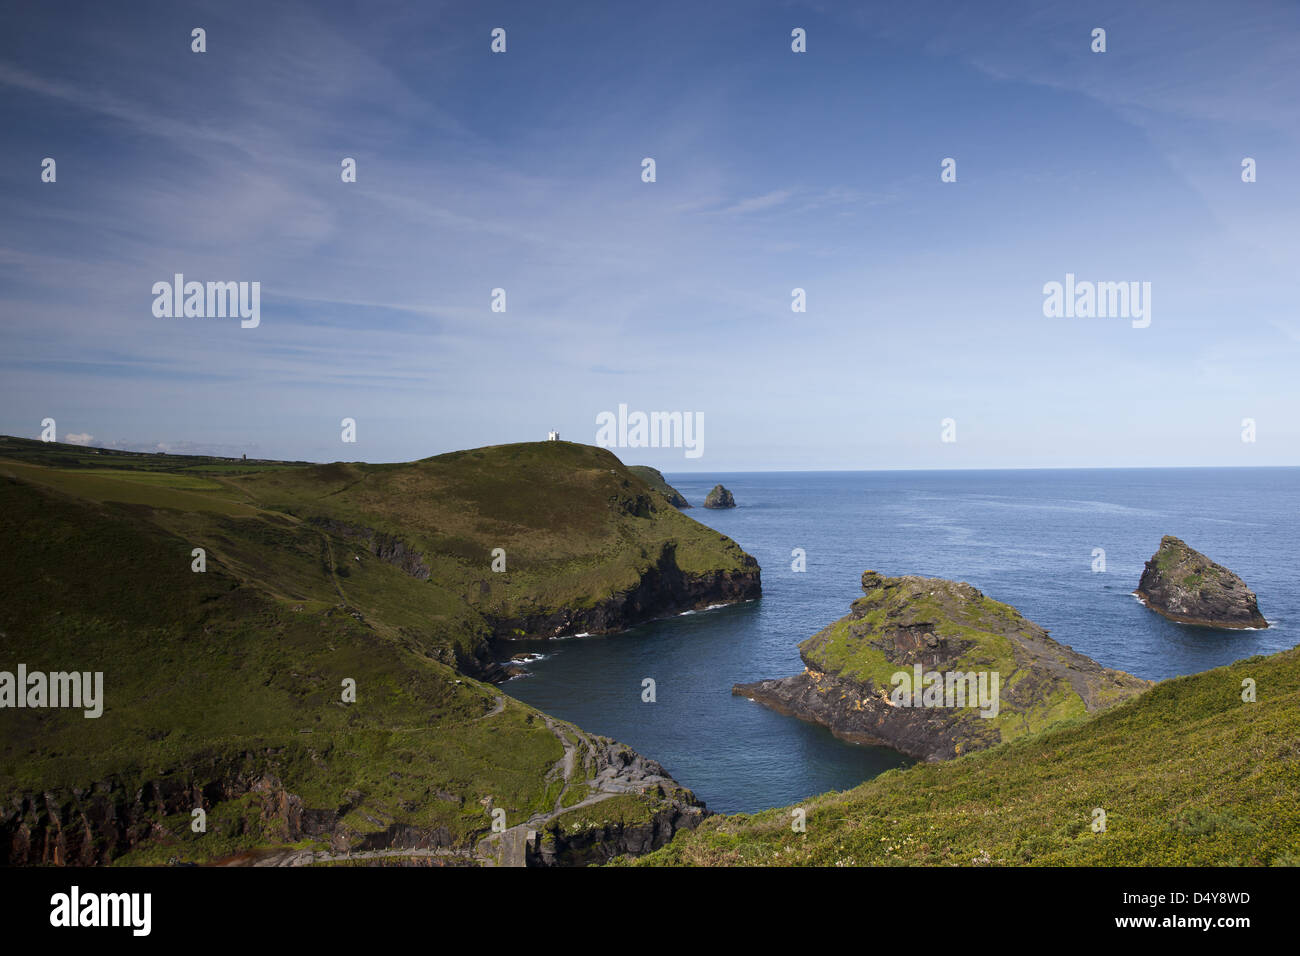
702, 484, 736, 509
734, 570, 1149, 762
1135, 535, 1268, 629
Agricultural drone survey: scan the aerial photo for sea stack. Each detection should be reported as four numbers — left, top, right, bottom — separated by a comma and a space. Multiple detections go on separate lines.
733, 570, 1149, 762
1135, 536, 1267, 629
702, 484, 736, 509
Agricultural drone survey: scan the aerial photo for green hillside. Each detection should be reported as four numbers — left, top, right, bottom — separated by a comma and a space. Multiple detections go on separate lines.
0, 437, 755, 865
637, 644, 1300, 866
224, 441, 757, 638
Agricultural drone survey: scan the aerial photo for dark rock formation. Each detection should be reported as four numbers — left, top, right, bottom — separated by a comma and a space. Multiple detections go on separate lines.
0, 750, 359, 867
1135, 536, 1267, 629
702, 484, 735, 509
306, 516, 431, 579
509, 741, 706, 867
1, 737, 705, 868
530, 802, 703, 866
734, 570, 1149, 762
487, 542, 760, 643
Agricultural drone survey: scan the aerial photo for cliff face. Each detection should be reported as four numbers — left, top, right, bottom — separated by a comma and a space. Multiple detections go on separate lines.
477, 738, 707, 867
1136, 536, 1267, 629
487, 542, 760, 642
3, 752, 357, 866
305, 516, 432, 579
3, 736, 707, 868
627, 465, 692, 509
735, 571, 1149, 762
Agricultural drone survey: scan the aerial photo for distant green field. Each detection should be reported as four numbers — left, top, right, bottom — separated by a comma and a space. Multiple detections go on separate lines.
51, 468, 226, 490
0, 460, 258, 515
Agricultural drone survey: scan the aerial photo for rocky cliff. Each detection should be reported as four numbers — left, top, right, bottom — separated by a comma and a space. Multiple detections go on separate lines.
487, 541, 759, 643
628, 465, 691, 508
477, 735, 707, 867
1135, 536, 1268, 629
2, 733, 706, 868
735, 570, 1150, 762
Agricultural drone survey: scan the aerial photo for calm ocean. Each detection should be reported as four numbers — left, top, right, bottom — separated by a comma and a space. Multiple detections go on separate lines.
503, 468, 1299, 814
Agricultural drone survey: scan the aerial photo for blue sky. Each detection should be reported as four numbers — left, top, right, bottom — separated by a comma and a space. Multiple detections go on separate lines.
2, 0, 1298, 470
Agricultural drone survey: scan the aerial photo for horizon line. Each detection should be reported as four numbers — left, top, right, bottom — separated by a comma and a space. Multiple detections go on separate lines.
3, 434, 1296, 474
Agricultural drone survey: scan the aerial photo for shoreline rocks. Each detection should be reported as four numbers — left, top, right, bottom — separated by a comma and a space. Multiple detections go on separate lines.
1135, 536, 1267, 629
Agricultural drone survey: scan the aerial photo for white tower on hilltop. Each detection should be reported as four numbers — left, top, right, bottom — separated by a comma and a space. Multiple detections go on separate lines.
547, 430, 559, 441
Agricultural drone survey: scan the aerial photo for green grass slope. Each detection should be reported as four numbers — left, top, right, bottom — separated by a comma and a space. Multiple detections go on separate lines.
225, 440, 757, 634
638, 645, 1300, 866
0, 437, 752, 865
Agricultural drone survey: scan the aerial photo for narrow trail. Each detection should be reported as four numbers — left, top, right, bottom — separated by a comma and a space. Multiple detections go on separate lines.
477, 692, 507, 719
475, 715, 620, 867
214, 846, 475, 867
318, 532, 348, 602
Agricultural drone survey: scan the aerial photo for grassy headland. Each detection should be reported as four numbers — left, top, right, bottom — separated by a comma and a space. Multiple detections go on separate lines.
0, 436, 756, 865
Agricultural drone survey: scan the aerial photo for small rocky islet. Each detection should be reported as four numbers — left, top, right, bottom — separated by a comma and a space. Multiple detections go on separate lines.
1134, 535, 1268, 629
702, 484, 736, 509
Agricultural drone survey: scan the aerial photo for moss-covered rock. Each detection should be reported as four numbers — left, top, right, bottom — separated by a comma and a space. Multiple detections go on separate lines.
734, 570, 1149, 761
1135, 535, 1267, 629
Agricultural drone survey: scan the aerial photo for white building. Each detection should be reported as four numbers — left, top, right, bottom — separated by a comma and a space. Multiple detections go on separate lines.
547, 430, 559, 441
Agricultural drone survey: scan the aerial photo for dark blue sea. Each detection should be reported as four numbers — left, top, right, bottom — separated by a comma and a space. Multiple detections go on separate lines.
503, 468, 1299, 813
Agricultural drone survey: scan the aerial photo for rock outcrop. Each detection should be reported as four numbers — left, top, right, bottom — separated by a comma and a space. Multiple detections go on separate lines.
481, 738, 707, 867
486, 542, 760, 644
734, 570, 1150, 762
628, 465, 691, 508
1135, 536, 1267, 629
702, 484, 735, 509
2, 734, 706, 868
